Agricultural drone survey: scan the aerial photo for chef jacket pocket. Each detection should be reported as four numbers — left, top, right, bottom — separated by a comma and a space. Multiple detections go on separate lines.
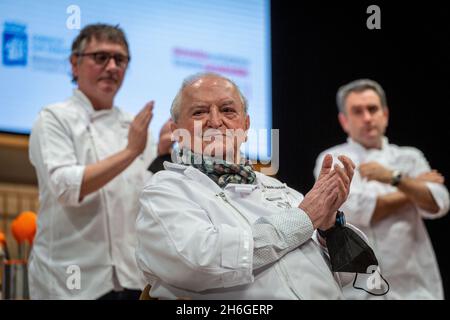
262, 191, 292, 209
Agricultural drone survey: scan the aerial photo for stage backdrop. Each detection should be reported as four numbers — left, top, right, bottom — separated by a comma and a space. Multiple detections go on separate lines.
0, 0, 272, 161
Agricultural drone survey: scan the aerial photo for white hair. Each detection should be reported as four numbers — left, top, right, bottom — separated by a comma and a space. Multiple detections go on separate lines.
170, 72, 248, 122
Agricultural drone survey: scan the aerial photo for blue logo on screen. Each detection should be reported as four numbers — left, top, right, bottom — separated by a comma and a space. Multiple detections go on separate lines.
2, 22, 28, 66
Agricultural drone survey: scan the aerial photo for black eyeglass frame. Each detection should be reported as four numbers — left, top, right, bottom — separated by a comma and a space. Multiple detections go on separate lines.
75, 51, 131, 68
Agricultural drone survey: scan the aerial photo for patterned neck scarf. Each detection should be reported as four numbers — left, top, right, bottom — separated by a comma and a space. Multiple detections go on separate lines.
177, 149, 256, 188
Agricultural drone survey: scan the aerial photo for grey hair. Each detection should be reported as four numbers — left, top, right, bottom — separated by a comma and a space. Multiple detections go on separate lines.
336, 79, 387, 114
170, 72, 248, 122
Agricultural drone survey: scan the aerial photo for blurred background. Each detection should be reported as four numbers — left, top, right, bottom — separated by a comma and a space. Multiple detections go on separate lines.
271, 1, 450, 298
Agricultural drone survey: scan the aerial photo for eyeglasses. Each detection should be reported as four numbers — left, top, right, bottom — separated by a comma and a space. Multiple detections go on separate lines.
76, 51, 130, 68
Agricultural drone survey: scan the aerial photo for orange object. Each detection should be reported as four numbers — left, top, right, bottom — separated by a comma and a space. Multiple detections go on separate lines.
11, 211, 37, 244
0, 230, 6, 244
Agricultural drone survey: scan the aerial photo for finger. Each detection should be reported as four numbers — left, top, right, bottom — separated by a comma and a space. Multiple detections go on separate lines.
138, 101, 154, 128
337, 175, 348, 197
143, 101, 154, 119
315, 169, 337, 189
338, 155, 355, 180
140, 101, 154, 117
133, 105, 151, 129
331, 174, 348, 206
318, 154, 333, 180
136, 101, 154, 118
144, 106, 154, 126
334, 161, 353, 184
334, 164, 350, 189
338, 155, 356, 170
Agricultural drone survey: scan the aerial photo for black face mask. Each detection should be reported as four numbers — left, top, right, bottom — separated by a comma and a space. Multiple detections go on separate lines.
320, 212, 389, 296
324, 224, 378, 273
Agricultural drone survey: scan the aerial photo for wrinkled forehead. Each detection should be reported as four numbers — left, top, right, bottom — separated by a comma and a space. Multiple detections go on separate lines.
183, 77, 240, 104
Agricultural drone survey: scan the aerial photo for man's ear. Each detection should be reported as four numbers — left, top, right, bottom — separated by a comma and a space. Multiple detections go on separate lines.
244, 115, 250, 142
169, 120, 177, 133
169, 120, 183, 145
383, 106, 389, 127
338, 112, 350, 134
70, 54, 79, 80
245, 114, 250, 131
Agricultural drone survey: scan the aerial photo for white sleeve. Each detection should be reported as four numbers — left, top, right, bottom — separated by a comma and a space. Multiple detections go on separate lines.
29, 110, 85, 207
252, 207, 314, 270
340, 186, 378, 228
419, 182, 450, 219
407, 149, 450, 219
135, 181, 254, 292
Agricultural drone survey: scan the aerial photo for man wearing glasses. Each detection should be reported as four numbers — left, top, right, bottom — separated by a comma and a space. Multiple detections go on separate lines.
28, 24, 156, 299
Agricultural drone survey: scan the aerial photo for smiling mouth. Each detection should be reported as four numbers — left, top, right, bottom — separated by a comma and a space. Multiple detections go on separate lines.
99, 78, 117, 83
203, 134, 234, 140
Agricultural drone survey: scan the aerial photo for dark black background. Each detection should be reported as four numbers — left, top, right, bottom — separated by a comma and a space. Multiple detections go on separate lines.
271, 1, 450, 298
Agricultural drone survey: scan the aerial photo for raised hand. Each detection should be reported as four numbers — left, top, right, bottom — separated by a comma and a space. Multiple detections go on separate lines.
127, 101, 154, 157
299, 154, 355, 230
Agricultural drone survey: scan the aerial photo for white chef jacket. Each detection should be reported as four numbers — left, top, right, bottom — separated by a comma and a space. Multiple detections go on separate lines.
314, 137, 449, 299
135, 161, 369, 300
28, 89, 156, 299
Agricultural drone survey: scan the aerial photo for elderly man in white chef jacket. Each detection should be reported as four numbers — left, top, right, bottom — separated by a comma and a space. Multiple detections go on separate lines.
135, 72, 374, 299
28, 24, 157, 299
314, 79, 450, 299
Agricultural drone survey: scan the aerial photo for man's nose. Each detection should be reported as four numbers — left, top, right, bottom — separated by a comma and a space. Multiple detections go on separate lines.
362, 109, 372, 122
104, 57, 119, 70
207, 107, 223, 128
